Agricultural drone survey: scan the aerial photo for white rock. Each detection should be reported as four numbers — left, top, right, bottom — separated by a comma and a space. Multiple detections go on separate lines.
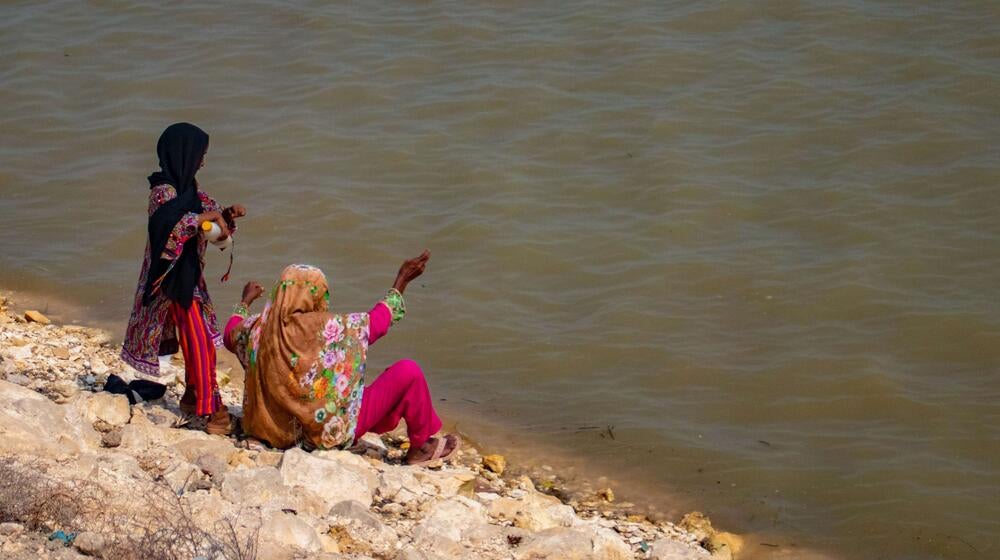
414, 495, 490, 544
182, 491, 239, 531
73, 531, 105, 556
194, 452, 228, 479
257, 511, 323, 560
396, 544, 463, 560
378, 465, 430, 506
328, 500, 398, 555
162, 461, 201, 494
488, 491, 576, 531
0, 380, 99, 459
221, 466, 324, 514
80, 392, 131, 427
4, 345, 33, 361
413, 468, 477, 498
515, 526, 633, 560
280, 448, 376, 508
649, 537, 712, 559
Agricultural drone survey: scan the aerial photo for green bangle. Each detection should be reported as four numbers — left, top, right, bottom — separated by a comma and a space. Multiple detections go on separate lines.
233, 303, 250, 318
384, 288, 406, 324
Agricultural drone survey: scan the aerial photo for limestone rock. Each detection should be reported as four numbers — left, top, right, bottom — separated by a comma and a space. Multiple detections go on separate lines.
24, 310, 51, 324
280, 448, 376, 508
182, 491, 239, 532
81, 392, 131, 428
649, 538, 712, 559
377, 465, 429, 506
162, 461, 201, 494
255, 449, 284, 467
487, 491, 575, 531
414, 495, 490, 545
679, 511, 713, 541
170, 435, 237, 465
228, 449, 256, 469
515, 525, 632, 560
482, 454, 506, 475
221, 466, 314, 513
707, 531, 743, 559
413, 467, 477, 498
395, 545, 461, 560
136, 403, 180, 427
0, 379, 99, 459
257, 511, 323, 560
195, 452, 228, 480
327, 500, 398, 555
73, 531, 105, 556
51, 380, 80, 402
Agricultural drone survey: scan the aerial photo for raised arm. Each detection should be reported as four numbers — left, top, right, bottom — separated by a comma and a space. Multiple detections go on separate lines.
224, 281, 265, 355
368, 250, 430, 346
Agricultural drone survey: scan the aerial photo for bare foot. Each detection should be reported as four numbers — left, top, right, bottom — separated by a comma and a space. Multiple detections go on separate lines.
405, 434, 460, 465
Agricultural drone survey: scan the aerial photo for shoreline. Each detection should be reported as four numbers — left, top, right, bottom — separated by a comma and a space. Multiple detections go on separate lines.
0, 287, 842, 560
0, 289, 735, 560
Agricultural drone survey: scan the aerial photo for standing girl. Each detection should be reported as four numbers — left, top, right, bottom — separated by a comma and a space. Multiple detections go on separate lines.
121, 122, 245, 435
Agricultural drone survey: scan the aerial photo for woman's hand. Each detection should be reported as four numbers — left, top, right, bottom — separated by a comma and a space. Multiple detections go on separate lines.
197, 210, 230, 239
224, 204, 247, 220
393, 249, 430, 294
241, 281, 265, 305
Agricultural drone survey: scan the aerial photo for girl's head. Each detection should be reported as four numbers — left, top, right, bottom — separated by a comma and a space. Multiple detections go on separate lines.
153, 122, 209, 192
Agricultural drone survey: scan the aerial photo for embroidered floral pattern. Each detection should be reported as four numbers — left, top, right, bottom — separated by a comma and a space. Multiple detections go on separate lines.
121, 185, 232, 376
303, 306, 370, 448
232, 264, 405, 451
384, 288, 406, 324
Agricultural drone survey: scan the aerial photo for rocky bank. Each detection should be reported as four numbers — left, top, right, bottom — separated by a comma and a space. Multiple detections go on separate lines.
0, 292, 736, 560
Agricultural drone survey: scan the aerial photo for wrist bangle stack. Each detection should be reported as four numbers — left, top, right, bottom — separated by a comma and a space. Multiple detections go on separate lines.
384, 288, 406, 324
234, 302, 250, 318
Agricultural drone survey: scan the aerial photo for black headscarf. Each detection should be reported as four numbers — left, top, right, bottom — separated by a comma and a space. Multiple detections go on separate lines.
142, 122, 210, 309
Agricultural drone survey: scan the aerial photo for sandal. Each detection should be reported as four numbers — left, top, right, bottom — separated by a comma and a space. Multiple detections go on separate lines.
408, 434, 462, 467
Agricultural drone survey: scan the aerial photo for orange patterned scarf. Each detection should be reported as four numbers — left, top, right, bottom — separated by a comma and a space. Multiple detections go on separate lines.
240, 264, 369, 449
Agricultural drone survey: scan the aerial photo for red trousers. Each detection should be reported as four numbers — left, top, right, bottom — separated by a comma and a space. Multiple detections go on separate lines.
170, 301, 221, 416
354, 359, 442, 449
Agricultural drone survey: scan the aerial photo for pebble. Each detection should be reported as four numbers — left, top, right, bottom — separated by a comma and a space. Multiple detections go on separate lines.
599, 487, 615, 502
73, 531, 105, 556
482, 454, 506, 475
101, 430, 122, 448
24, 310, 51, 325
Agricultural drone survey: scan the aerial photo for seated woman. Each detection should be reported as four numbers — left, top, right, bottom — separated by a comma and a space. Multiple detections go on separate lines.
222, 251, 460, 465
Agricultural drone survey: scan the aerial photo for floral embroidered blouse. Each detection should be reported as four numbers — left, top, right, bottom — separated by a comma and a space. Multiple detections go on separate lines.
224, 285, 406, 449
121, 184, 235, 376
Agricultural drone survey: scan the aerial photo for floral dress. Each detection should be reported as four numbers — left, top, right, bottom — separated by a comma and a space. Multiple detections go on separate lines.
121, 184, 232, 376
224, 264, 405, 449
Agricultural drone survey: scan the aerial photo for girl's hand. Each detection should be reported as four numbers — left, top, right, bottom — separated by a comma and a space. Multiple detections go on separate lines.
197, 210, 230, 239
241, 281, 265, 304
393, 249, 430, 294
224, 204, 247, 220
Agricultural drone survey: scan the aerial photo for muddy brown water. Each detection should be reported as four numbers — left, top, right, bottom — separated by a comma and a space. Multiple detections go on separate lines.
2, 2, 999, 558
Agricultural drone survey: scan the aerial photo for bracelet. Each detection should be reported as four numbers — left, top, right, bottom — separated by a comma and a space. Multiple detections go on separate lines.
233, 302, 250, 318
384, 288, 406, 324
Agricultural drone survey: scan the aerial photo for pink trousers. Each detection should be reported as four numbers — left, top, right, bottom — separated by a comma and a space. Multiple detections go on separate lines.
354, 359, 442, 449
